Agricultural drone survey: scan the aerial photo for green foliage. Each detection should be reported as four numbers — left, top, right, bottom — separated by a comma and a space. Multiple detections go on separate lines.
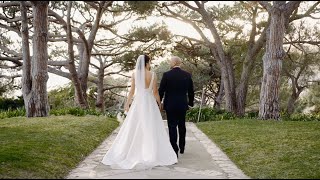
186, 107, 236, 122
112, 51, 140, 71
0, 62, 22, 97
244, 110, 259, 119
0, 96, 24, 110
282, 113, 320, 122
127, 24, 171, 42
67, 107, 86, 116
307, 83, 320, 111
50, 108, 68, 116
126, 1, 157, 15
48, 84, 75, 109
104, 111, 117, 118
110, 23, 172, 72
294, 83, 320, 114
85, 108, 102, 116
185, 106, 320, 122
0, 108, 25, 119
50, 107, 102, 117
0, 107, 102, 119
46, 77, 127, 117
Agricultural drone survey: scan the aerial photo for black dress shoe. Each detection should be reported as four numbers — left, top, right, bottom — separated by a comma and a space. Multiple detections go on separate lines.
175, 151, 179, 158
180, 149, 184, 154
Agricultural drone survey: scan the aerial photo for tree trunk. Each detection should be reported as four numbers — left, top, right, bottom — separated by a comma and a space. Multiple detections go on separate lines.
20, 1, 35, 117
208, 41, 237, 113
29, 1, 50, 117
66, 1, 88, 109
214, 77, 224, 110
286, 94, 298, 115
96, 62, 105, 113
224, 53, 237, 112
199, 8, 237, 114
259, 2, 286, 120
286, 80, 304, 115
78, 4, 104, 105
236, 6, 269, 117
219, 59, 237, 113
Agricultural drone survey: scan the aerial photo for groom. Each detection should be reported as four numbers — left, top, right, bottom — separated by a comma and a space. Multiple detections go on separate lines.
159, 56, 194, 157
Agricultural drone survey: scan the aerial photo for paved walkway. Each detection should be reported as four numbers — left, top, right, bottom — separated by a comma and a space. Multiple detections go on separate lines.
66, 121, 250, 179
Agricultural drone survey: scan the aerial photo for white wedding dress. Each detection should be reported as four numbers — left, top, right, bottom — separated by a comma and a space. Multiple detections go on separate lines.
101, 55, 178, 170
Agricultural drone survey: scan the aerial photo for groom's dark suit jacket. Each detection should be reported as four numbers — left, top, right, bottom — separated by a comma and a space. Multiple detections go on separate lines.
159, 67, 194, 111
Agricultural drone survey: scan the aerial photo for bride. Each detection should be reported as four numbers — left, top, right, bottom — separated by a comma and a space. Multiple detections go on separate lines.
101, 54, 178, 169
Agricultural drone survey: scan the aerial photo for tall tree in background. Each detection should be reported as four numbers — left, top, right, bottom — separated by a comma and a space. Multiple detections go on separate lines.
258, 1, 301, 120
20, 1, 33, 116
1, 1, 319, 115
21, 1, 50, 117
48, 1, 113, 108
158, 1, 318, 117
158, 1, 238, 113
66, 1, 87, 109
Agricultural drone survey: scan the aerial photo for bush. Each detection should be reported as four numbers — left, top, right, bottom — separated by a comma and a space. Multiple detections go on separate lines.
105, 111, 117, 118
0, 97, 24, 111
67, 107, 86, 116
187, 107, 320, 122
85, 109, 102, 116
0, 108, 25, 119
244, 111, 259, 119
51, 107, 102, 117
1, 107, 104, 119
186, 107, 236, 122
283, 113, 320, 122
50, 108, 68, 116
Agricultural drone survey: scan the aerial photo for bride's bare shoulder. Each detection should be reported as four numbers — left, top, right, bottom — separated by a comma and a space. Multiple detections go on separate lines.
132, 72, 135, 79
146, 70, 152, 76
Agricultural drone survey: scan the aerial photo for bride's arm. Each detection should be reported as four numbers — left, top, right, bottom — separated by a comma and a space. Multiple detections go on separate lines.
124, 73, 135, 112
152, 74, 161, 108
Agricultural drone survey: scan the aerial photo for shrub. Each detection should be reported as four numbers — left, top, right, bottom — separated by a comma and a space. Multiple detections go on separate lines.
50, 108, 68, 116
67, 107, 86, 116
85, 109, 102, 116
244, 111, 259, 119
0, 107, 105, 119
105, 111, 117, 118
186, 107, 236, 122
0, 97, 24, 111
0, 108, 26, 119
283, 113, 320, 122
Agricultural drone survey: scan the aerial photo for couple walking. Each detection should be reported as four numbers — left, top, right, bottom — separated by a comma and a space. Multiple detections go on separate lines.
101, 54, 194, 169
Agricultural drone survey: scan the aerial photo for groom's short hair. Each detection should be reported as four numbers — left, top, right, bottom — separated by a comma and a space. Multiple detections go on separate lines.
171, 56, 182, 65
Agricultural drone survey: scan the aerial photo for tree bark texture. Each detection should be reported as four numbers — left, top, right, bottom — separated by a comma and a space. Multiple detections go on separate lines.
66, 1, 88, 109
28, 1, 50, 117
259, 2, 286, 120
20, 1, 34, 117
95, 62, 105, 113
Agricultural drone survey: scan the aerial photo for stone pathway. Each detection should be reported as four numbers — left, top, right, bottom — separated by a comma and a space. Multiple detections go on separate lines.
66, 121, 250, 179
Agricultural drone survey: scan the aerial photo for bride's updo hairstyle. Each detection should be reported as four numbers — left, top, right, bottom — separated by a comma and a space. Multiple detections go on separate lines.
144, 54, 150, 67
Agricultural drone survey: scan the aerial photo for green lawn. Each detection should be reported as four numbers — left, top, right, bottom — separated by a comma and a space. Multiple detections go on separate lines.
197, 119, 320, 179
0, 115, 119, 179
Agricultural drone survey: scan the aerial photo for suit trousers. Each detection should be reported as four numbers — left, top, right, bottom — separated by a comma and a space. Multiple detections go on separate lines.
166, 109, 187, 153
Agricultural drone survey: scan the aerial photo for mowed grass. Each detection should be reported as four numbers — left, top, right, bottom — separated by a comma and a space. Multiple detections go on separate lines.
0, 115, 119, 179
197, 119, 320, 179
